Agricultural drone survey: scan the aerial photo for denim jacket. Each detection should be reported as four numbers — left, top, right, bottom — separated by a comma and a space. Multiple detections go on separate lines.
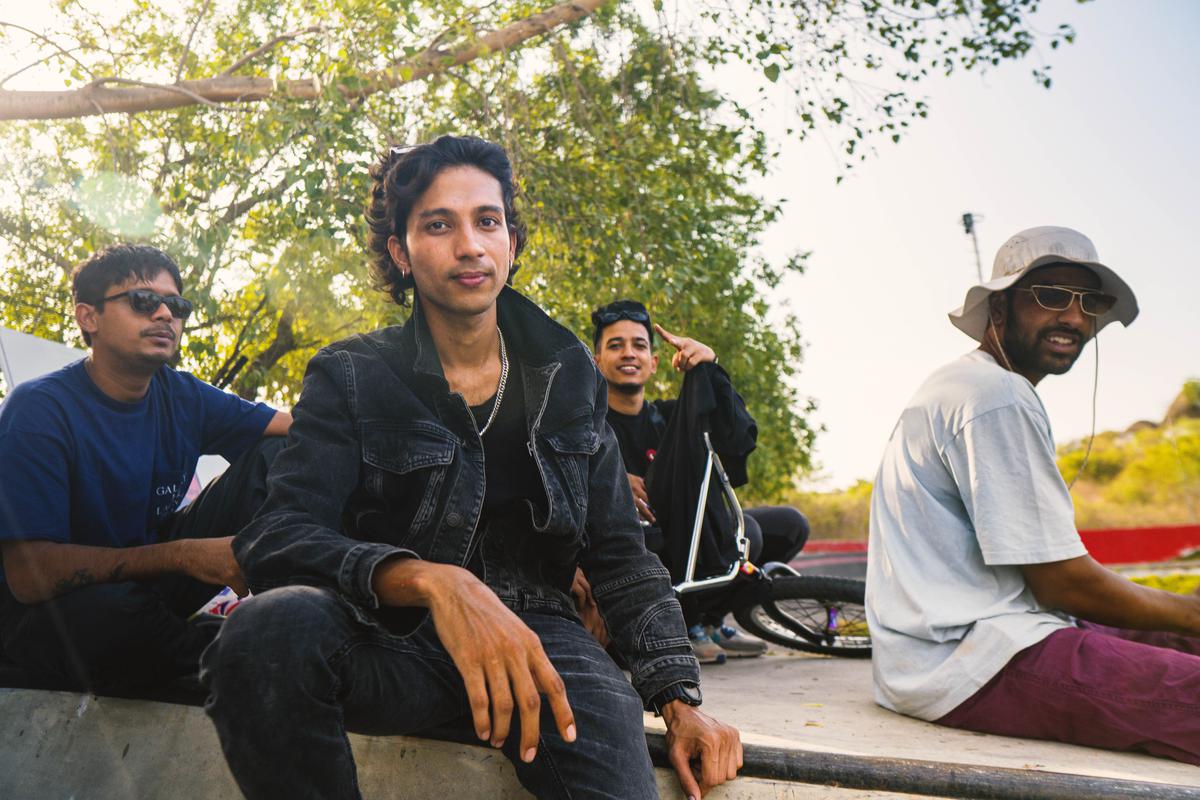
235, 287, 699, 704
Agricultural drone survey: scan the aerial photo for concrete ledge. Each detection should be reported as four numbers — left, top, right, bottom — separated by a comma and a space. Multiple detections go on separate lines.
1, 689, 908, 799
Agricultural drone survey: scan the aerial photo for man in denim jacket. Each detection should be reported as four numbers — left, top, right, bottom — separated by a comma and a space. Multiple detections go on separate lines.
202, 136, 742, 799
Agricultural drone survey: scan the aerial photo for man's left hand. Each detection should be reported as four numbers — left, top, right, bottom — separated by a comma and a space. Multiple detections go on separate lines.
570, 567, 610, 648
654, 324, 716, 373
662, 701, 742, 799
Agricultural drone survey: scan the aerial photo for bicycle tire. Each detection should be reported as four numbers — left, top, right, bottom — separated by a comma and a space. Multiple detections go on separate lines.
733, 575, 871, 658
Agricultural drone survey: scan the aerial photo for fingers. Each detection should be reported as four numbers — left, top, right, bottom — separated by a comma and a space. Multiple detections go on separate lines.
532, 653, 576, 746
463, 668, 492, 743
509, 665, 542, 763
635, 496, 656, 524
653, 323, 681, 348
669, 746, 702, 800
486, 661, 515, 749
699, 738, 723, 793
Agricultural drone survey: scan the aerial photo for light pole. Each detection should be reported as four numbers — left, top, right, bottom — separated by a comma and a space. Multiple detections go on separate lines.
961, 213, 984, 283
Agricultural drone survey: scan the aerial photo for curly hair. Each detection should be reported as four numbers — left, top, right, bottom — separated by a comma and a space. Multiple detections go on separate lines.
365, 135, 527, 307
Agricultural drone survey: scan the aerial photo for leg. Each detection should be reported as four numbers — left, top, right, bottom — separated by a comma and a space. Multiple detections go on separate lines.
0, 581, 217, 692
506, 612, 657, 800
935, 625, 1200, 765
745, 506, 810, 565
202, 585, 474, 800
1077, 619, 1200, 656
156, 436, 288, 615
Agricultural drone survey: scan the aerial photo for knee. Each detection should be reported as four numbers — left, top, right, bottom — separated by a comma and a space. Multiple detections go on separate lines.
202, 585, 340, 689
788, 508, 811, 544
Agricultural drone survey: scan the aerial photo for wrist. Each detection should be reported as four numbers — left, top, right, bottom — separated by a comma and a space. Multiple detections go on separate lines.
660, 699, 698, 727
373, 558, 461, 608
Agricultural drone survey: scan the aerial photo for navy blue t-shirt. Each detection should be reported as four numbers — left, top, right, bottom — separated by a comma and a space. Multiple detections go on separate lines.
0, 359, 275, 583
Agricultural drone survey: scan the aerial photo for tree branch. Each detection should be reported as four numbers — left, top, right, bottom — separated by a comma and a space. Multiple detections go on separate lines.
175, 0, 212, 83
220, 25, 326, 77
0, 0, 610, 121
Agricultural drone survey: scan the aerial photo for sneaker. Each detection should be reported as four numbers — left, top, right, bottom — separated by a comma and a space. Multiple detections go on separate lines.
709, 625, 766, 658
688, 624, 727, 664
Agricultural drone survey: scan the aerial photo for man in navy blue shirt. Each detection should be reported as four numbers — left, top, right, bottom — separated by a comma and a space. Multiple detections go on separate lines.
0, 244, 291, 692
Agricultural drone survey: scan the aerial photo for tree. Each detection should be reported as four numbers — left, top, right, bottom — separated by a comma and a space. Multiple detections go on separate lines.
0, 0, 1079, 498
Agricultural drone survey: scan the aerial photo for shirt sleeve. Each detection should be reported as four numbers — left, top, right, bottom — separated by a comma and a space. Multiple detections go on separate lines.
943, 402, 1086, 566
191, 375, 277, 461
0, 400, 72, 544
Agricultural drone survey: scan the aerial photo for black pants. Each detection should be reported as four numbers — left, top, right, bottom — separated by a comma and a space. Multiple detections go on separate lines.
689, 505, 809, 628
0, 437, 283, 692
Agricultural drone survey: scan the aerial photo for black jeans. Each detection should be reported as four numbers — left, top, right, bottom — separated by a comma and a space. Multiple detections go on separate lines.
0, 437, 283, 692
202, 586, 657, 800
693, 505, 810, 628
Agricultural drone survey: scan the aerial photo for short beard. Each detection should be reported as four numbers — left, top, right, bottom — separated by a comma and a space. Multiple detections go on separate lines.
609, 380, 643, 396
1003, 321, 1084, 376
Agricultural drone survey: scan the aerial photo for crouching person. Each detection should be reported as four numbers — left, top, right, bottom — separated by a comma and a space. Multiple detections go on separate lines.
202, 136, 742, 799
0, 244, 290, 693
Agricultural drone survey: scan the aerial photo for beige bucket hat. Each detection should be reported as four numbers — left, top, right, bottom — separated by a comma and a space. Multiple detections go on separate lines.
948, 225, 1139, 342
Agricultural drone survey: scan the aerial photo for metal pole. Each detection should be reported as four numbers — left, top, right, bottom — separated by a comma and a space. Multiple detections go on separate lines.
962, 213, 984, 282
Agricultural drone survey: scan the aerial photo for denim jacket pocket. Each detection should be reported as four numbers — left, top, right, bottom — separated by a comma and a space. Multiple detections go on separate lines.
541, 424, 600, 508
360, 422, 458, 538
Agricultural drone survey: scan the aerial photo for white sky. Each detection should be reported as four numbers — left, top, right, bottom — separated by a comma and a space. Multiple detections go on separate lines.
752, 0, 1200, 487
3, 2, 1197, 489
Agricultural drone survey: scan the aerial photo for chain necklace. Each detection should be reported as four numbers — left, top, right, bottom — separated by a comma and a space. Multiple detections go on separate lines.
477, 326, 509, 437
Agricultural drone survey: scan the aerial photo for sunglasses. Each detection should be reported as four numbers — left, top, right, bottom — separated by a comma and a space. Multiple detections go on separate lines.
1014, 285, 1117, 317
101, 288, 194, 320
594, 309, 650, 326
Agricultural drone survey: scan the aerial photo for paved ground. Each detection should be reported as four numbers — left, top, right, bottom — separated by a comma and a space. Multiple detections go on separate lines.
668, 644, 1199, 788
791, 551, 867, 579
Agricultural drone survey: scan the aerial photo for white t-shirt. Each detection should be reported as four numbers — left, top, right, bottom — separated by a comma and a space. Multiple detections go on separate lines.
866, 350, 1086, 721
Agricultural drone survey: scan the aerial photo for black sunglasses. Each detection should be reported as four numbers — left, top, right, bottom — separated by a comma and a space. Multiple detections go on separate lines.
100, 288, 194, 320
594, 309, 650, 326
1014, 285, 1117, 317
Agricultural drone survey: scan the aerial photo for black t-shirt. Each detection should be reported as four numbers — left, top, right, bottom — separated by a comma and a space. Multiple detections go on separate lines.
606, 401, 670, 478
470, 358, 543, 520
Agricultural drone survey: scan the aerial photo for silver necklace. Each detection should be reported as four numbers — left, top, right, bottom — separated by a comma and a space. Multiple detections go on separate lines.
477, 326, 508, 437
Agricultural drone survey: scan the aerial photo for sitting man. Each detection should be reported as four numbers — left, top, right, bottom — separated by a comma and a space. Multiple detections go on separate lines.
0, 244, 290, 692
591, 300, 810, 662
868, 226, 1200, 764
201, 136, 741, 800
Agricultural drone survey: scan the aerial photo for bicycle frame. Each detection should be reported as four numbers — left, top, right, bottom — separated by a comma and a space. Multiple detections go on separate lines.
673, 431, 753, 595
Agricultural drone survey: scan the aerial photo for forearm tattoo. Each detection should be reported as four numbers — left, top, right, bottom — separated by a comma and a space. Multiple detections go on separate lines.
50, 562, 126, 597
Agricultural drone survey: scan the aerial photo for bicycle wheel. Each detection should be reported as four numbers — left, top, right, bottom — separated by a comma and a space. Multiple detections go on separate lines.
733, 575, 871, 658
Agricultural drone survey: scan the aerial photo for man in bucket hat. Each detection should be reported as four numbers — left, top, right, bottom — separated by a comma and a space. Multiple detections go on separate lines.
866, 226, 1200, 764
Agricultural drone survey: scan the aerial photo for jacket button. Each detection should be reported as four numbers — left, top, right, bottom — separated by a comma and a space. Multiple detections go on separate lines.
446, 511, 463, 527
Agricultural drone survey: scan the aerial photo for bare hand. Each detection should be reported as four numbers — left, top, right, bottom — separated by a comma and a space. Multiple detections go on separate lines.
627, 473, 656, 524
426, 565, 576, 762
180, 537, 247, 595
662, 703, 743, 799
654, 324, 716, 373
570, 567, 610, 648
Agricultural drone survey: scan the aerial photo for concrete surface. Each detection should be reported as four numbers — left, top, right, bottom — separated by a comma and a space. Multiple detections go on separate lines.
692, 646, 1199, 788
0, 688, 913, 799
3, 644, 1197, 798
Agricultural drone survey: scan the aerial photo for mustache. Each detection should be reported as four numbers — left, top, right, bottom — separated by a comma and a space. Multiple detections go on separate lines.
141, 325, 177, 341
1037, 324, 1086, 341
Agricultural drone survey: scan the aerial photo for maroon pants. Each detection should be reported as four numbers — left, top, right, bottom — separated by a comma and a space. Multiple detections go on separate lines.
936, 621, 1200, 765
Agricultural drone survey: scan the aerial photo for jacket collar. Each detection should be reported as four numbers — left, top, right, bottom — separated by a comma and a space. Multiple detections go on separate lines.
389, 286, 584, 384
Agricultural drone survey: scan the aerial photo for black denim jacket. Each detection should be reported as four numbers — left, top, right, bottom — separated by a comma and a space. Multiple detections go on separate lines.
235, 287, 699, 704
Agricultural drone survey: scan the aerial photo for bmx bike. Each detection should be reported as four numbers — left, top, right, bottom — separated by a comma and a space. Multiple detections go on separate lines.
667, 433, 870, 659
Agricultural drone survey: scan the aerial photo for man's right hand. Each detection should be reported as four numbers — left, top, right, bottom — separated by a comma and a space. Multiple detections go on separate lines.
627, 473, 656, 524
374, 559, 576, 762
177, 537, 247, 596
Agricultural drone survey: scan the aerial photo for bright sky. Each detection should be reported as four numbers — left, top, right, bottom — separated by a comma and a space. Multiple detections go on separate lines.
754, 0, 1200, 487
3, 2, 1196, 489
